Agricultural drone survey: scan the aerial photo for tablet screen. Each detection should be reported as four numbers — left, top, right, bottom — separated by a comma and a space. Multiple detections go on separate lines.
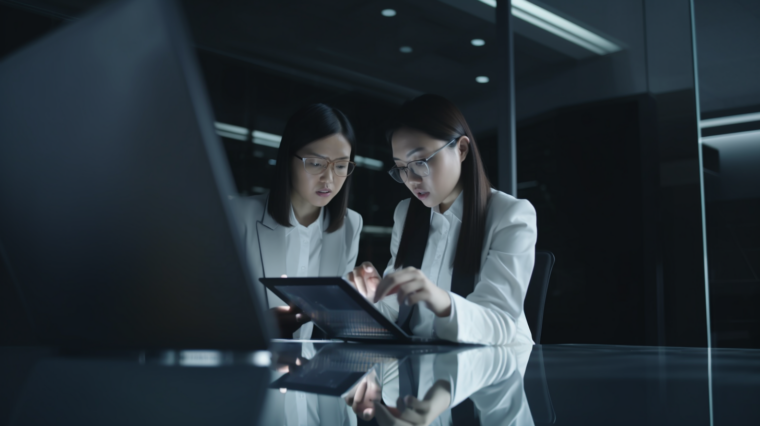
274, 283, 397, 339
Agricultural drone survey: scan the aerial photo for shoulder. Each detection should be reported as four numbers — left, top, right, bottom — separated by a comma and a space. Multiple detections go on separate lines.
231, 193, 268, 223
487, 189, 536, 227
345, 208, 363, 230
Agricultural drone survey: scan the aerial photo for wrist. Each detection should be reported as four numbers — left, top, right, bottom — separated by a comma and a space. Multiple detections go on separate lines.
433, 288, 452, 317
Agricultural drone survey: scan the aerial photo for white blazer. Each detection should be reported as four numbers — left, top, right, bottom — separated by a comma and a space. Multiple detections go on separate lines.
378, 189, 537, 345
232, 193, 362, 310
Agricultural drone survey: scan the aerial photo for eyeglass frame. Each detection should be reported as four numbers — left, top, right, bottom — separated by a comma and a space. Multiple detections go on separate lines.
387, 137, 459, 183
293, 154, 356, 177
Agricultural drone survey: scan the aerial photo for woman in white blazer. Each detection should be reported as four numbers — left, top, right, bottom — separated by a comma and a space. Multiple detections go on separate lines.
235, 104, 362, 339
349, 94, 537, 346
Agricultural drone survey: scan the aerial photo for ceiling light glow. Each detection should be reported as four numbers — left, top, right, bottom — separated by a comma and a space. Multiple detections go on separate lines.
381, 9, 396, 17
399, 46, 413, 53
471, 39, 485, 46
476, 76, 490, 83
478, 0, 621, 55
355, 155, 384, 170
700, 112, 760, 129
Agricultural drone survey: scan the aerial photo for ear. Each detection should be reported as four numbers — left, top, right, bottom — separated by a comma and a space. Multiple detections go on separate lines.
457, 136, 470, 163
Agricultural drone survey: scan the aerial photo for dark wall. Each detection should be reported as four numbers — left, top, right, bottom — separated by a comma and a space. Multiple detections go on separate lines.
517, 96, 649, 345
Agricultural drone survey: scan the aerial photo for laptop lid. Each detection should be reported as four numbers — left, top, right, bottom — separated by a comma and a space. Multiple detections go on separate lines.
0, 0, 270, 349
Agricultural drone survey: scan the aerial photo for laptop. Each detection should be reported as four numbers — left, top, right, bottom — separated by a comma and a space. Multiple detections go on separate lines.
0, 0, 271, 350
261, 277, 458, 344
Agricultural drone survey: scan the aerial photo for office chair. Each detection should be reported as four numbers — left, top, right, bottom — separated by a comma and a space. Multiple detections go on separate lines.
524, 250, 555, 344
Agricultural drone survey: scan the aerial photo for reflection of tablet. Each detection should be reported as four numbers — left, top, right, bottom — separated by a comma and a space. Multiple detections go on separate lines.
260, 277, 443, 343
271, 366, 375, 397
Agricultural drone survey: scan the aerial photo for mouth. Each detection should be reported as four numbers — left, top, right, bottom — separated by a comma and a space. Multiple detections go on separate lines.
414, 189, 430, 200
316, 189, 332, 197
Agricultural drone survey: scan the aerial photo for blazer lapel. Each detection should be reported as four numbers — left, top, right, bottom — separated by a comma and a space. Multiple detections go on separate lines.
257, 208, 287, 278
319, 215, 346, 277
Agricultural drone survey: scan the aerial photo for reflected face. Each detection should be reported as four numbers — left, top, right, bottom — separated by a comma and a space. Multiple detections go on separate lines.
391, 127, 464, 208
291, 133, 352, 208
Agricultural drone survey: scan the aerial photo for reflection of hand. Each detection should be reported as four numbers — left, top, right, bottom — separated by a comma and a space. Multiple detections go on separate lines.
347, 261, 382, 301
270, 306, 310, 338
344, 370, 382, 421
374, 380, 452, 426
373, 267, 452, 317
272, 355, 308, 374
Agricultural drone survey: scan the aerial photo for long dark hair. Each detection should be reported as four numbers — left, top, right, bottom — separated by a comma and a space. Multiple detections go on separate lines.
387, 94, 492, 275
268, 103, 356, 233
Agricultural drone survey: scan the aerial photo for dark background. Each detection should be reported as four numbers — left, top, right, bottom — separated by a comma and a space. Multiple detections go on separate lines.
1, 0, 758, 348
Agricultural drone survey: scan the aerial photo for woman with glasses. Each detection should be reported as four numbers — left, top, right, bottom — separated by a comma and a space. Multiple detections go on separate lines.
234, 103, 362, 339
348, 94, 537, 346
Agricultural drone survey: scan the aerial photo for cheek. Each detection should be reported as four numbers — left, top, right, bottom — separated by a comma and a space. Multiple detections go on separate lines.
435, 156, 462, 189
333, 176, 348, 191
292, 167, 314, 193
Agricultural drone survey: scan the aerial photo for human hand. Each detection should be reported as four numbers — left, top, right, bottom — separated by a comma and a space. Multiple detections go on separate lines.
373, 380, 452, 426
270, 305, 310, 338
344, 370, 382, 421
347, 261, 382, 301
372, 267, 452, 317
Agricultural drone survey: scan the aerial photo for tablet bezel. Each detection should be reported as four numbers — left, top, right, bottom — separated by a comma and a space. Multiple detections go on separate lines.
259, 277, 410, 341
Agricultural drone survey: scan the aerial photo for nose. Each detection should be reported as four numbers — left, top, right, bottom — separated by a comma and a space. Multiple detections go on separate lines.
320, 165, 334, 183
406, 169, 423, 183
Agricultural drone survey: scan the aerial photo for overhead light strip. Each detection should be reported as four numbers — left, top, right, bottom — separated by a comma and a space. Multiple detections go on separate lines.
214, 122, 384, 171
479, 0, 621, 55
700, 112, 760, 129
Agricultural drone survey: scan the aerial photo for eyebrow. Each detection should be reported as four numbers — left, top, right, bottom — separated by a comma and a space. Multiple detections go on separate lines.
303, 152, 350, 160
392, 147, 426, 161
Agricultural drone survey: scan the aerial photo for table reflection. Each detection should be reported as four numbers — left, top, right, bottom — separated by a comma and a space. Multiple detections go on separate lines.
264, 342, 538, 425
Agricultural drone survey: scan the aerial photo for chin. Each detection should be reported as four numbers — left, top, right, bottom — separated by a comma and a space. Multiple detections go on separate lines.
420, 198, 438, 208
309, 195, 333, 207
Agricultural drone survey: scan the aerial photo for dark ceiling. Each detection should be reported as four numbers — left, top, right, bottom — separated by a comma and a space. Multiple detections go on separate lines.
2, 0, 758, 122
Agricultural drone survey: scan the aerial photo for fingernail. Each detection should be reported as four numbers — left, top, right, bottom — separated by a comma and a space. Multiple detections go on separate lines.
363, 408, 373, 420
405, 395, 412, 404
365, 266, 372, 271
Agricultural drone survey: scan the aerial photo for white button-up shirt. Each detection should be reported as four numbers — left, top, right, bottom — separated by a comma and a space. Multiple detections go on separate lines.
285, 206, 326, 339
404, 192, 462, 338
378, 189, 537, 345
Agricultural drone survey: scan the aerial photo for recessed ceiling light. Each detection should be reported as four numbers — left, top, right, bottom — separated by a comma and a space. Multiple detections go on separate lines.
381, 9, 396, 17
476, 76, 490, 83
399, 46, 413, 53
471, 39, 485, 46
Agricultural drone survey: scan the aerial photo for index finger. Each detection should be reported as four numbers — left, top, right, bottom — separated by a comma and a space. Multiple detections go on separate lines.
373, 269, 417, 303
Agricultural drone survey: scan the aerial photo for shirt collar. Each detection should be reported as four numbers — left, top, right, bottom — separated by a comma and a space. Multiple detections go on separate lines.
433, 190, 464, 221
286, 205, 325, 235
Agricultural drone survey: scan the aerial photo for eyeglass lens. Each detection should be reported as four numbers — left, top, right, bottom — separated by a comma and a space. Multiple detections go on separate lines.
302, 158, 354, 176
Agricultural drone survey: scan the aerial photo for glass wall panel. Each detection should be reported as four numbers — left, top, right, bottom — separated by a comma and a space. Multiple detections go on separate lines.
512, 0, 708, 347
694, 0, 760, 349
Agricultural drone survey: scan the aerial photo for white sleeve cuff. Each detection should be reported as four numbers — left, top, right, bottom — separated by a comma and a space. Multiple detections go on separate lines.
433, 291, 461, 342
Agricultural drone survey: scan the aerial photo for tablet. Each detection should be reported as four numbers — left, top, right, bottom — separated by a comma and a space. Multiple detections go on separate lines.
260, 277, 417, 342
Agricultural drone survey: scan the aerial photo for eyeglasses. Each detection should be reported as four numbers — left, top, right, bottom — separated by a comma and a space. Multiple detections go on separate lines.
387, 138, 458, 183
294, 155, 356, 177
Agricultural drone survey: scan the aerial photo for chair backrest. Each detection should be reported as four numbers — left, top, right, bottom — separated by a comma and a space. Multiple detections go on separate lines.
524, 250, 555, 344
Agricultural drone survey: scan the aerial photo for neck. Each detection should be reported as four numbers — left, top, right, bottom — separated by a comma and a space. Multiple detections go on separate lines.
290, 192, 321, 226
438, 183, 463, 214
